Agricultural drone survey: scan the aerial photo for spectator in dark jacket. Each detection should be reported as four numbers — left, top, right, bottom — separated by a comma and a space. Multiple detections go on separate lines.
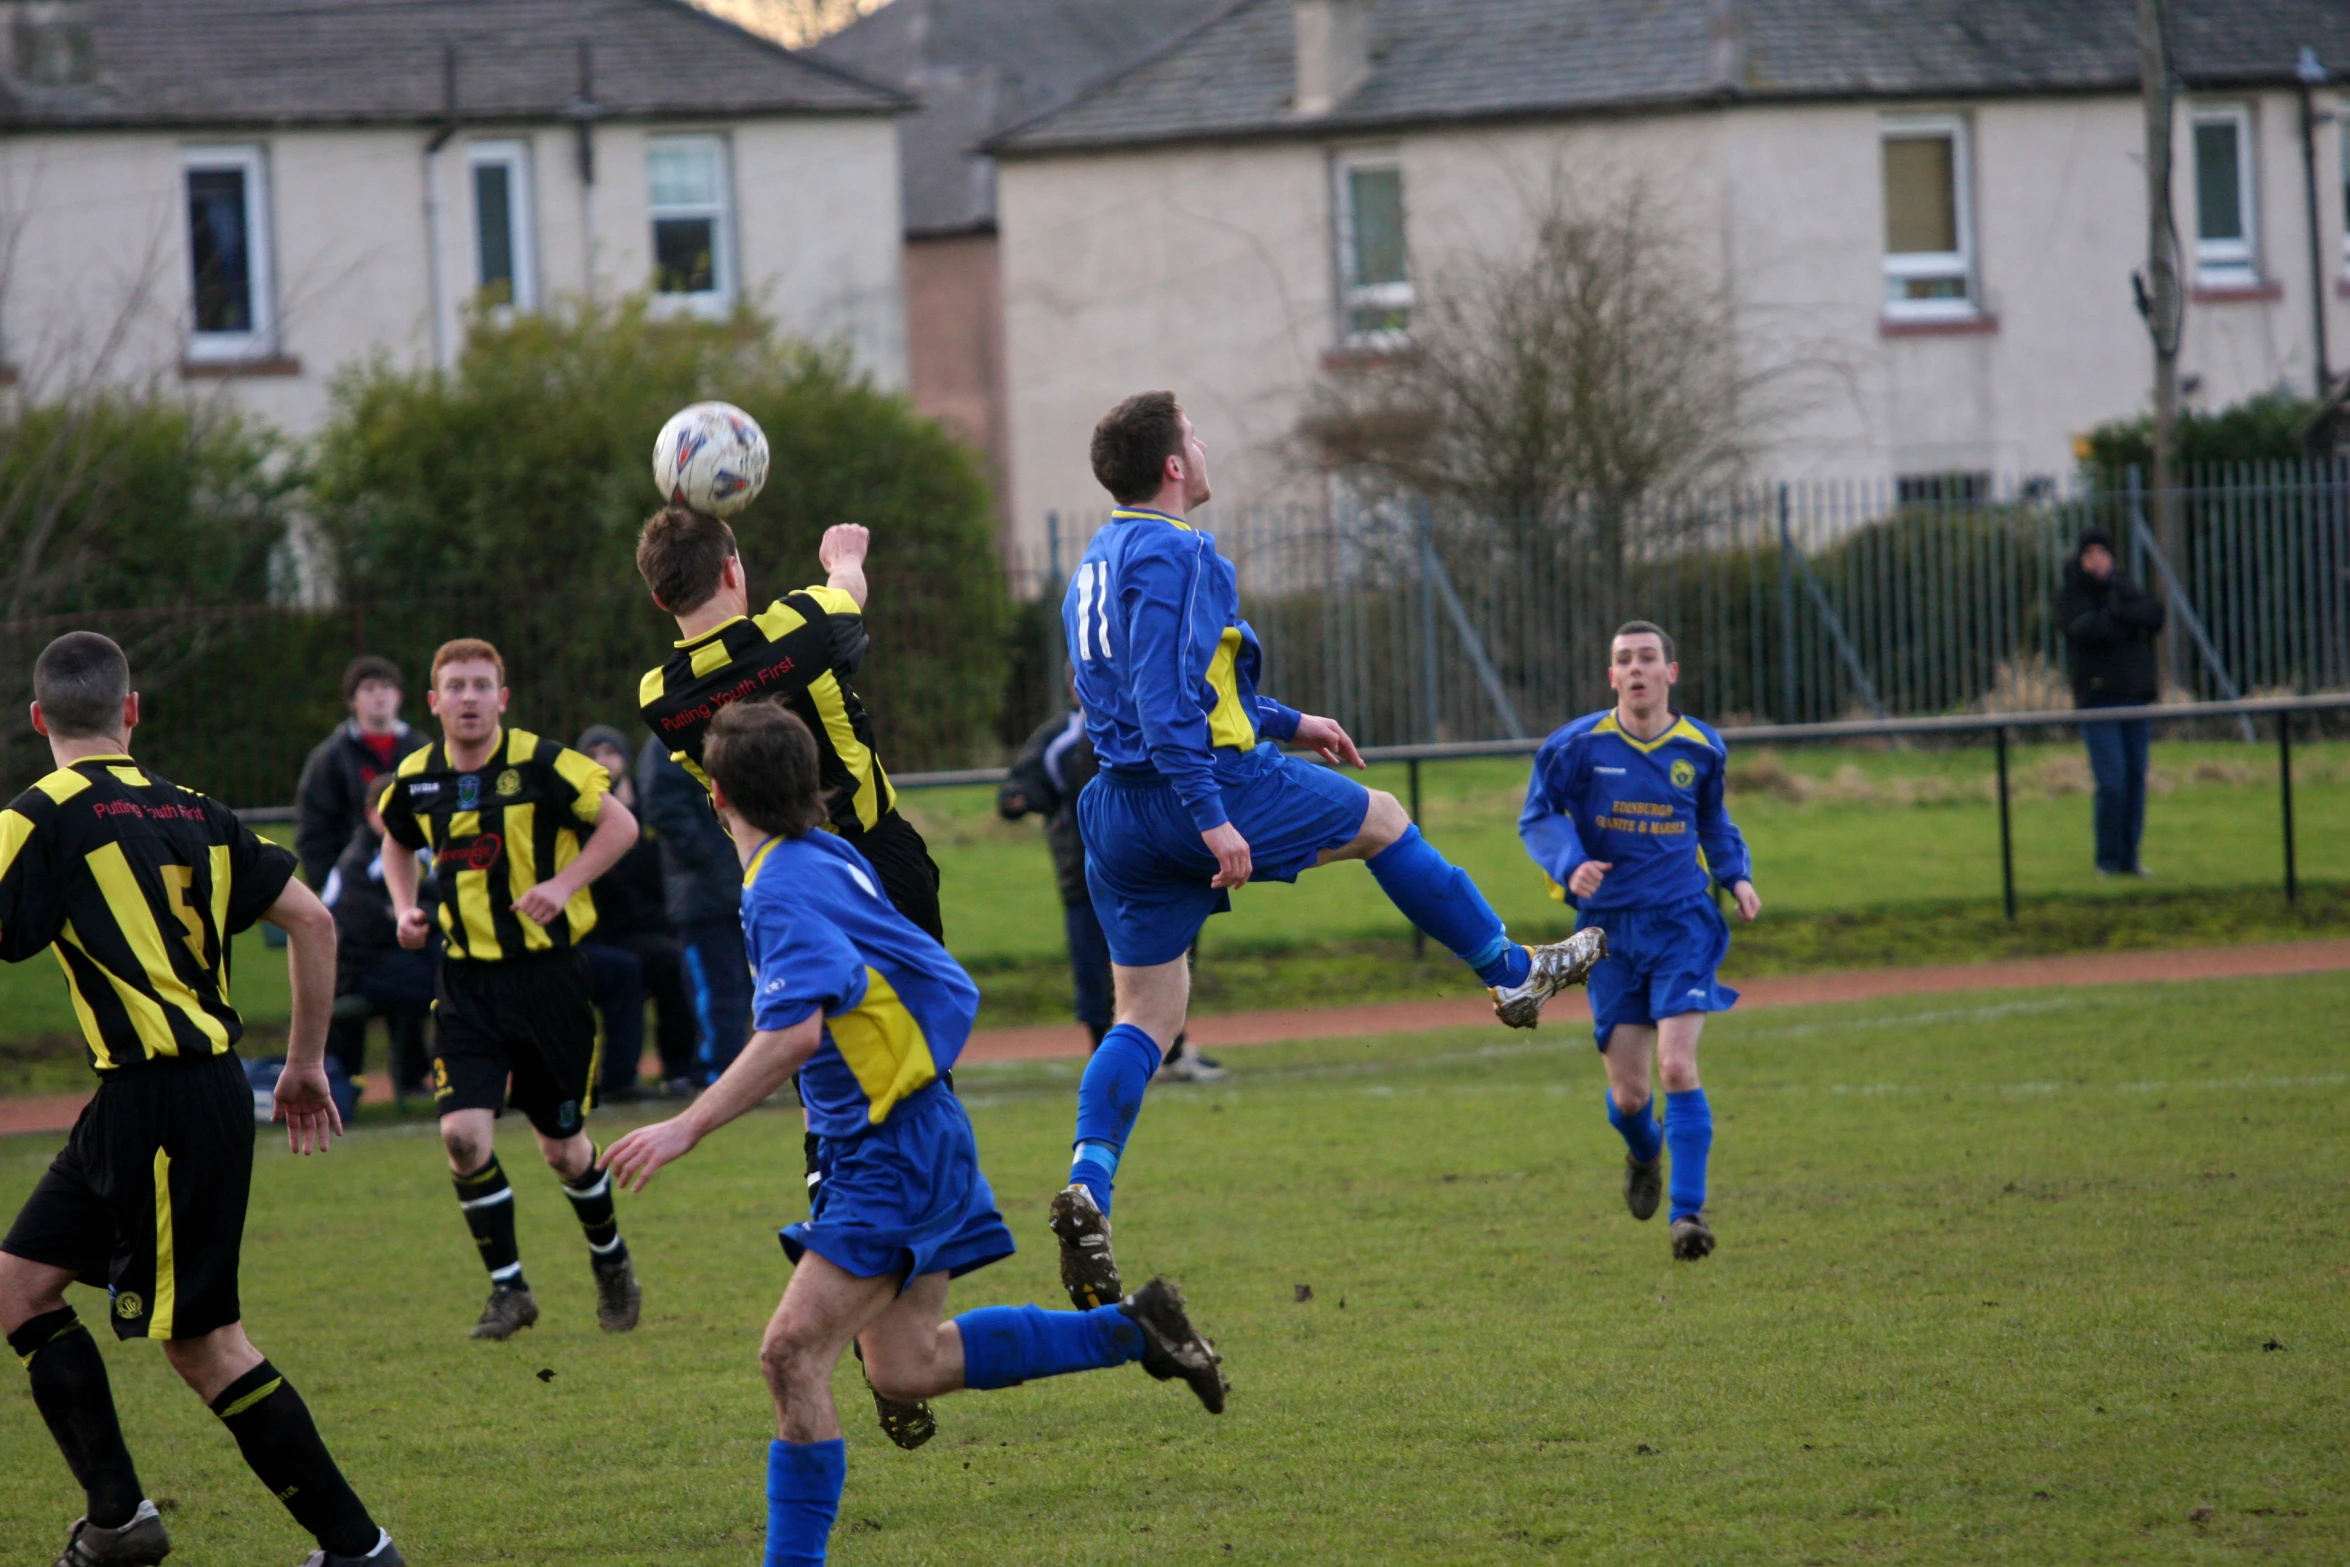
636, 733, 752, 1086
2057, 526, 2166, 876
321, 776, 437, 1097
998, 706, 1223, 1081
577, 726, 695, 1099
295, 655, 426, 889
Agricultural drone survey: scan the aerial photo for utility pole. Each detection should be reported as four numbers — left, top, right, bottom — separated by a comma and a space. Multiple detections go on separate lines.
2137, 0, 2185, 690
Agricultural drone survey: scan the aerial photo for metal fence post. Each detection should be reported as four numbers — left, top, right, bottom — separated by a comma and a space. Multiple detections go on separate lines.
2278, 712, 2298, 905
1995, 726, 2017, 921
1777, 482, 1797, 722
1408, 755, 1426, 958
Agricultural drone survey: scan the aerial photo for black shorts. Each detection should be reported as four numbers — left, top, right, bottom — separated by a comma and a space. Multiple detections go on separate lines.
2, 1055, 255, 1342
850, 809, 944, 942
433, 949, 598, 1139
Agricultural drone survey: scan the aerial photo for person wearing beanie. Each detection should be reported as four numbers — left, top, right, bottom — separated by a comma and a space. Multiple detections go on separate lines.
2056, 526, 2166, 875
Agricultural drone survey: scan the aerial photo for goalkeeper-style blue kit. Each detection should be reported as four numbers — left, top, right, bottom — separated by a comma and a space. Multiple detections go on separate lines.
1519, 709, 1753, 1224
1058, 506, 1529, 1215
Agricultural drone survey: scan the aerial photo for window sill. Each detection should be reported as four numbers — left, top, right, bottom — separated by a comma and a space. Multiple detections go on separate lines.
179, 355, 303, 379
1880, 312, 1998, 339
2191, 278, 2282, 304
1320, 342, 1419, 372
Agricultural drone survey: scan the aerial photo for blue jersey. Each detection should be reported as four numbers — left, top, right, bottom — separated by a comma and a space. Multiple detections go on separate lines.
1518, 710, 1752, 912
1064, 507, 1302, 833
742, 830, 980, 1140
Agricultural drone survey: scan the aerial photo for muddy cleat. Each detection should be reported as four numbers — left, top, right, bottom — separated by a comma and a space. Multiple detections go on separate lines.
1049, 1183, 1122, 1310
1489, 928, 1608, 1029
1624, 1154, 1663, 1222
55, 1500, 171, 1567
298, 1529, 405, 1566
1670, 1214, 1716, 1261
592, 1252, 641, 1333
1120, 1276, 1227, 1414
469, 1284, 539, 1340
868, 1378, 937, 1451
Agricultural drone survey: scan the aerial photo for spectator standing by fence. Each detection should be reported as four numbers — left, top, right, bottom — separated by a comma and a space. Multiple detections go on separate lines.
295, 656, 426, 891
577, 727, 695, 1101
2057, 527, 2166, 877
636, 735, 751, 1088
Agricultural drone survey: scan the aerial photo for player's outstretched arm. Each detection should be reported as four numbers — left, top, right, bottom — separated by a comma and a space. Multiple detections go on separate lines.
514, 793, 640, 926
819, 524, 871, 608
604, 1013, 823, 1191
263, 877, 344, 1155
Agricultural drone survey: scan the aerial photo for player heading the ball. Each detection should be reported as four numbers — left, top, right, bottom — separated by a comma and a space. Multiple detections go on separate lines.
1519, 621, 1761, 1262
1047, 391, 1608, 1311
602, 702, 1226, 1567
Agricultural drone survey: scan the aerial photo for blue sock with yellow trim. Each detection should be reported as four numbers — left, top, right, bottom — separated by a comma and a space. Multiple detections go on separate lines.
9, 1306, 143, 1530
954, 1304, 1145, 1390
1608, 1092, 1664, 1164
209, 1361, 380, 1556
766, 1438, 846, 1566
1366, 827, 1529, 987
1068, 1024, 1161, 1215
1664, 1088, 1713, 1222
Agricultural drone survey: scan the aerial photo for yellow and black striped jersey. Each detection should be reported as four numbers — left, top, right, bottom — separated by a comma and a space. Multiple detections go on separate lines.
638, 587, 896, 835
0, 754, 296, 1073
378, 727, 610, 962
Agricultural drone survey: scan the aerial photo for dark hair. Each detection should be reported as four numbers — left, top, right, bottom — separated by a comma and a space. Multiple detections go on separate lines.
703, 701, 827, 839
2075, 526, 2115, 556
1090, 390, 1184, 505
1612, 620, 1676, 661
341, 654, 403, 705
636, 506, 739, 615
429, 637, 506, 688
33, 632, 131, 740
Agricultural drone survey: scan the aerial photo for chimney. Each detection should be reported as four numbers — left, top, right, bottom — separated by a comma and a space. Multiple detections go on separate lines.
1294, 0, 1370, 117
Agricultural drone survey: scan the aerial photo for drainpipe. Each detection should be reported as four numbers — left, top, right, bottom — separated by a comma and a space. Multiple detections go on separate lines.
2295, 47, 2333, 392
570, 40, 602, 299
422, 41, 459, 370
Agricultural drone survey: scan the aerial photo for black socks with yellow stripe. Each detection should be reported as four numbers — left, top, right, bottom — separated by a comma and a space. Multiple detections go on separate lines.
209, 1360, 379, 1557
563, 1148, 629, 1268
9, 1306, 142, 1530
453, 1154, 527, 1290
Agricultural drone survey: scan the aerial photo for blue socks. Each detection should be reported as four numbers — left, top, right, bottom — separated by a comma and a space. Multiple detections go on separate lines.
1664, 1088, 1712, 1222
1607, 1092, 1664, 1165
1068, 1023, 1162, 1215
1366, 826, 1527, 987
766, 1438, 845, 1567
955, 1303, 1145, 1390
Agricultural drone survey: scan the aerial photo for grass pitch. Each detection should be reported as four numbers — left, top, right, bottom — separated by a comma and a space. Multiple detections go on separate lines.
3, 973, 2344, 1564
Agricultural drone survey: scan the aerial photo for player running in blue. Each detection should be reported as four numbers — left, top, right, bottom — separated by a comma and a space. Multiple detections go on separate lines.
602, 702, 1224, 1567
1518, 621, 1761, 1261
1049, 391, 1606, 1308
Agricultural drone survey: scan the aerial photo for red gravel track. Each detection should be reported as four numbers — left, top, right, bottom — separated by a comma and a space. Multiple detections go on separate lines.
5, 939, 2346, 1139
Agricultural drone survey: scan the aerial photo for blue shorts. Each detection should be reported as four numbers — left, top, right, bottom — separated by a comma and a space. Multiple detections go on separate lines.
780, 1084, 1015, 1287
1079, 745, 1371, 967
1577, 894, 1739, 1050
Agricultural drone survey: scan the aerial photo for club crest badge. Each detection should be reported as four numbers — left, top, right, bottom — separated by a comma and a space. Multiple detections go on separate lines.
457, 773, 481, 810
1670, 758, 1697, 789
495, 768, 522, 797
114, 1290, 143, 1320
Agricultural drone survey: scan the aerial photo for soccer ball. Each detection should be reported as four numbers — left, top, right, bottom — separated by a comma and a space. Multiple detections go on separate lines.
652, 401, 770, 517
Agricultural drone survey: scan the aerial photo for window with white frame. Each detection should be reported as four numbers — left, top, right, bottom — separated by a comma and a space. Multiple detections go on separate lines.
182, 145, 274, 359
1334, 150, 1410, 344
1881, 115, 1976, 319
469, 140, 537, 311
647, 134, 734, 309
2191, 104, 2258, 285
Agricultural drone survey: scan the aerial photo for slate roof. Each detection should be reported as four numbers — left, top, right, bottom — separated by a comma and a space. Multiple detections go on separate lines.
815, 0, 1230, 235
992, 0, 2350, 155
0, 0, 906, 131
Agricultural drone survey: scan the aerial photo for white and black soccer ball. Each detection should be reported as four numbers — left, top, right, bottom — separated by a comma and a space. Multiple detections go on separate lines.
652, 401, 770, 517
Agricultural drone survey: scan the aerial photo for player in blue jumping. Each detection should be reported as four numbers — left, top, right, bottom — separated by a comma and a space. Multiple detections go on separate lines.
602, 702, 1224, 1567
1049, 390, 1606, 1308
1518, 620, 1761, 1261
